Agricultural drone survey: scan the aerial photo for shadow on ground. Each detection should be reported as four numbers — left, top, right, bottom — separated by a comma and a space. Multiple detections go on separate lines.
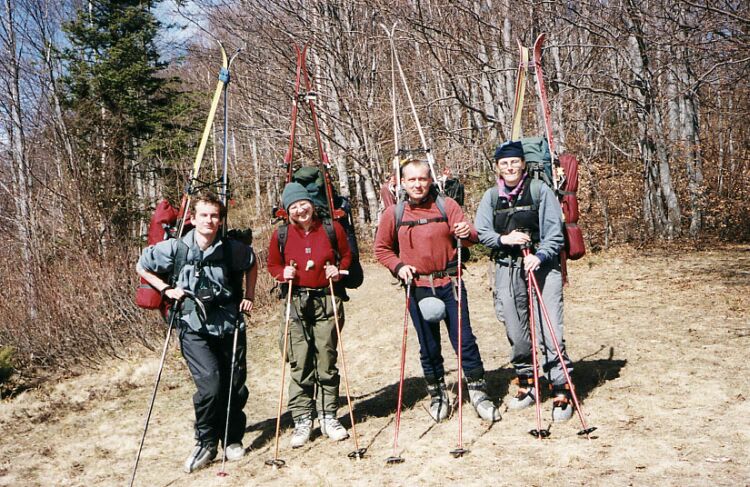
245, 348, 625, 450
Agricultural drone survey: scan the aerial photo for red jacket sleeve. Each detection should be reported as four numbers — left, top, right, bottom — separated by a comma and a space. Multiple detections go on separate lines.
267, 229, 285, 281
333, 221, 352, 270
374, 205, 402, 274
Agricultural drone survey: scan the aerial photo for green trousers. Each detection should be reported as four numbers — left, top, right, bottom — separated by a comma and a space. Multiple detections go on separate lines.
279, 291, 344, 421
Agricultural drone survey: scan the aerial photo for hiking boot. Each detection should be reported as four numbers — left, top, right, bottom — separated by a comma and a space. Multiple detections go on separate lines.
289, 414, 313, 448
427, 379, 451, 423
183, 440, 218, 473
551, 384, 574, 422
508, 376, 536, 410
319, 413, 350, 441
224, 442, 246, 462
467, 378, 501, 422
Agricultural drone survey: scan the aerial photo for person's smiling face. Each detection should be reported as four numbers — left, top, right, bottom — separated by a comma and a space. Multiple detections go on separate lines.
496, 156, 526, 187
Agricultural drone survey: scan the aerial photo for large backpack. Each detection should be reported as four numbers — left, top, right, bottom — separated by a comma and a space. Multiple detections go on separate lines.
135, 199, 180, 315
558, 153, 585, 260
443, 177, 465, 206
521, 136, 553, 188
281, 166, 364, 291
490, 148, 585, 262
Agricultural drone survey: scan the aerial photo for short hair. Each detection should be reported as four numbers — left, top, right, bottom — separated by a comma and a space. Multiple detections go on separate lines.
191, 191, 227, 219
399, 158, 432, 180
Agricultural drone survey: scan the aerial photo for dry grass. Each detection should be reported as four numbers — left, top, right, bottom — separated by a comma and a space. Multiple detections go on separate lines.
1, 246, 749, 486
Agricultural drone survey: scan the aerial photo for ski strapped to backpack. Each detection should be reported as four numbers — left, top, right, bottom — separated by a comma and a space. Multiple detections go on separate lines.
136, 43, 247, 313
272, 42, 363, 291
381, 22, 443, 196
509, 33, 586, 270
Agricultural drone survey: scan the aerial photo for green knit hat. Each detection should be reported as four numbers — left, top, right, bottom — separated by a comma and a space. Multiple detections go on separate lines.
282, 182, 312, 212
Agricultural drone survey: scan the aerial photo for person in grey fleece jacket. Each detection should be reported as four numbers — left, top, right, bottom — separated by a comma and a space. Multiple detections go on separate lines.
474, 140, 575, 422
137, 191, 258, 472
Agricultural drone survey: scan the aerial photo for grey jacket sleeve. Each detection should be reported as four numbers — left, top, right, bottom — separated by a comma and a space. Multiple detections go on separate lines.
138, 239, 178, 274
475, 188, 503, 249
535, 184, 565, 262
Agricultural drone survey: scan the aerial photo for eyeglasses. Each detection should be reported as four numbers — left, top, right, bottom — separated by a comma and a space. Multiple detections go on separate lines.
496, 158, 524, 168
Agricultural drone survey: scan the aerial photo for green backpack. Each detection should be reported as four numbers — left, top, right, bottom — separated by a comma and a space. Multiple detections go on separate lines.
521, 136, 553, 188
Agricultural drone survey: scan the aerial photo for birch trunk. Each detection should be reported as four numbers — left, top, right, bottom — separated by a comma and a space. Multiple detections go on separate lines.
2, 0, 38, 319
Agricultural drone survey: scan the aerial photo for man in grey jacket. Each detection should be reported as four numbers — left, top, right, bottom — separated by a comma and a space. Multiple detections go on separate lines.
474, 140, 574, 422
137, 191, 258, 472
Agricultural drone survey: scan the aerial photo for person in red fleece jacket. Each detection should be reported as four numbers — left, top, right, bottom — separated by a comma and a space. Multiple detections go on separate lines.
374, 156, 500, 424
267, 182, 352, 449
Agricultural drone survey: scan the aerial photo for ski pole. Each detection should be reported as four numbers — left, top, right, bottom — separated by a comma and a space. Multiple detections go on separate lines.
273, 43, 307, 222
381, 22, 441, 193
522, 244, 547, 440
265, 261, 296, 469
217, 319, 241, 477
386, 277, 412, 465
450, 238, 468, 458
129, 301, 181, 487
381, 22, 402, 190
522, 247, 597, 439
326, 263, 366, 460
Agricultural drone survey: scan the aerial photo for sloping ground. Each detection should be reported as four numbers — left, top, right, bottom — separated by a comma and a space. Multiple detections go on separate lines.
1, 247, 749, 486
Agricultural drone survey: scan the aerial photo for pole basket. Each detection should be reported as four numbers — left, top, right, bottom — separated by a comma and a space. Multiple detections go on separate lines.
578, 427, 598, 437
529, 428, 550, 439
348, 448, 367, 460
264, 458, 286, 469
386, 455, 405, 465
450, 448, 468, 458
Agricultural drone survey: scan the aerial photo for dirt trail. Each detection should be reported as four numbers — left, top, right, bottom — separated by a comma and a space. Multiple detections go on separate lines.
1, 247, 749, 486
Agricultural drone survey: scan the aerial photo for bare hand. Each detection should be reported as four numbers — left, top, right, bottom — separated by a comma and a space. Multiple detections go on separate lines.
239, 298, 254, 314
164, 287, 185, 301
282, 265, 297, 281
453, 222, 471, 239
501, 230, 531, 246
324, 263, 340, 281
524, 254, 541, 272
397, 265, 417, 283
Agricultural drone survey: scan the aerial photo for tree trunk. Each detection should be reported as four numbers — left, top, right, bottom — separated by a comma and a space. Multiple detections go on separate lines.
625, 2, 681, 238
2, 0, 38, 319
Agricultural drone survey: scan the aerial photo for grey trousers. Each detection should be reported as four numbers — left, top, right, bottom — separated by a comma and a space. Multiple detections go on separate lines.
493, 260, 572, 385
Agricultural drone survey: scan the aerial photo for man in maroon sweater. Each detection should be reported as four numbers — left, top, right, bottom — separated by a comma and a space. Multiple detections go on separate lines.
374, 158, 500, 423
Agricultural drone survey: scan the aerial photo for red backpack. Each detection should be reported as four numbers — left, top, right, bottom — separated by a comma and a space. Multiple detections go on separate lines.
135, 199, 179, 315
558, 153, 585, 261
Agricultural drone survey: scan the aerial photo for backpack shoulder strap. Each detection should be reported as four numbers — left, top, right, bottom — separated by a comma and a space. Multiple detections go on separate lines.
277, 224, 288, 263
221, 237, 234, 270
221, 237, 244, 301
529, 179, 543, 212
490, 186, 499, 211
170, 240, 189, 286
435, 195, 449, 221
394, 200, 406, 234
322, 218, 341, 262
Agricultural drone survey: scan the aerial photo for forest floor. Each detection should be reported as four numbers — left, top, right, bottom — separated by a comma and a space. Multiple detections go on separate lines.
1, 246, 749, 486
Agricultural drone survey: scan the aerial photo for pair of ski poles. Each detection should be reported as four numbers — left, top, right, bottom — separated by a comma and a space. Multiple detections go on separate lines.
129, 292, 241, 485
519, 242, 596, 440
266, 261, 365, 468
387, 239, 468, 464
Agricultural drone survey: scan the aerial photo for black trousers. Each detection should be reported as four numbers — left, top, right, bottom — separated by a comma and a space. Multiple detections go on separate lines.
179, 328, 248, 445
